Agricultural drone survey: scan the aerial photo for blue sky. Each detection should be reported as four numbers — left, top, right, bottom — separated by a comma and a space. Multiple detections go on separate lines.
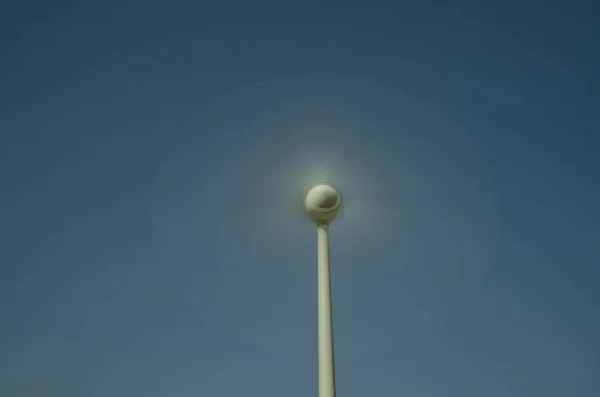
1, 1, 598, 396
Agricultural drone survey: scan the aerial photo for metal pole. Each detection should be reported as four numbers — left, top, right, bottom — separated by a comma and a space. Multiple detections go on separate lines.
317, 223, 336, 397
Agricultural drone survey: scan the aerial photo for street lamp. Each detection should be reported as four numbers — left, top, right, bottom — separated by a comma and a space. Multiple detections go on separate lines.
304, 183, 342, 397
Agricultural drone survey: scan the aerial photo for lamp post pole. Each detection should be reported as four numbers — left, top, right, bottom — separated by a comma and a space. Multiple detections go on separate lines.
304, 183, 342, 397
317, 223, 336, 397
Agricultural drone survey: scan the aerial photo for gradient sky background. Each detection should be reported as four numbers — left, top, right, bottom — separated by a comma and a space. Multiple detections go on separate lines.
1, 1, 599, 396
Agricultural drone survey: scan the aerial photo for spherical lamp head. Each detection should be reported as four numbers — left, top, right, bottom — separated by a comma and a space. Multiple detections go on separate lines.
304, 183, 342, 225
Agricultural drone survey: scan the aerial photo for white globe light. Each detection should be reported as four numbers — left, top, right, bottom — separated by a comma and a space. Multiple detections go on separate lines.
304, 183, 342, 224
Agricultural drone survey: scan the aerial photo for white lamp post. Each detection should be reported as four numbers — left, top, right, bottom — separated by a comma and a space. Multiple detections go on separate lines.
304, 183, 343, 397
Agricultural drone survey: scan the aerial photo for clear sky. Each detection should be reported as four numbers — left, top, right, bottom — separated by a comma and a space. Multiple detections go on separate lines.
1, 1, 598, 396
